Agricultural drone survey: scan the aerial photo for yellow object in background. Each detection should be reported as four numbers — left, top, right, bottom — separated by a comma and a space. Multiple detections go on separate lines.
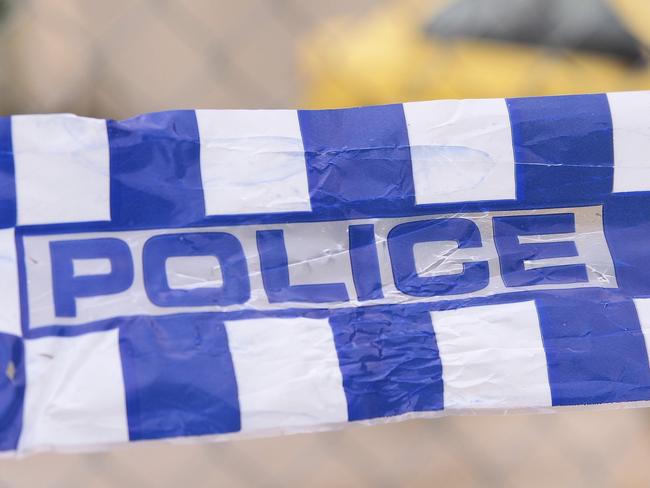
301, 0, 650, 107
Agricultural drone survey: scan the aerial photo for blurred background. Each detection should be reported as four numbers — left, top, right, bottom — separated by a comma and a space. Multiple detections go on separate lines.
1, 0, 650, 486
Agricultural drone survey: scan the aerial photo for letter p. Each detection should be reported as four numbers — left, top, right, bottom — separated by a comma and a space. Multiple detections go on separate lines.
50, 238, 134, 317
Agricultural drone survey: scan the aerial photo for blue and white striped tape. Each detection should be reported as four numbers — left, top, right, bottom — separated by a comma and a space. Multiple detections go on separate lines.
3, 91, 646, 230
2, 91, 650, 453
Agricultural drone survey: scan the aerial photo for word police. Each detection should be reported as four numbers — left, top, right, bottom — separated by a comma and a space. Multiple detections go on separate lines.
23, 206, 614, 327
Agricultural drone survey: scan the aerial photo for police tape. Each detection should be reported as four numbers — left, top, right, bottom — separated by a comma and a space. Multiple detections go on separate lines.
2, 91, 650, 453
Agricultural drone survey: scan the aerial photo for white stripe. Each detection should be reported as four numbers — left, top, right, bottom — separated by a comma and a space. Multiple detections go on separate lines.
196, 110, 311, 216
0, 228, 20, 336
20, 330, 128, 451
404, 98, 516, 204
12, 114, 111, 226
633, 298, 650, 365
608, 91, 650, 193
225, 317, 347, 431
431, 301, 551, 410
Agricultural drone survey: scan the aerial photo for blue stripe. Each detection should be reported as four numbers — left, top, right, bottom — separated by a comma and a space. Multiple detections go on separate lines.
298, 104, 415, 219
604, 193, 650, 297
536, 288, 650, 406
0, 117, 16, 229
118, 313, 240, 441
0, 332, 24, 451
108, 110, 205, 228
15, 230, 30, 338
507, 94, 614, 207
329, 308, 443, 421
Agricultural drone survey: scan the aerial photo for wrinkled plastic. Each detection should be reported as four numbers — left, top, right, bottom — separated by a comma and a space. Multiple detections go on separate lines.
2, 91, 650, 455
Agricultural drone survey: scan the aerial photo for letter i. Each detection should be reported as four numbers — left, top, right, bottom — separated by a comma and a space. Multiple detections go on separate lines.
348, 224, 384, 301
